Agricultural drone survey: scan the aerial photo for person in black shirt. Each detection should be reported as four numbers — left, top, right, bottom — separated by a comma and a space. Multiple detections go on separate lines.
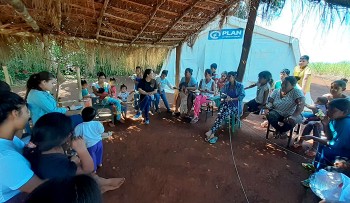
134, 69, 158, 124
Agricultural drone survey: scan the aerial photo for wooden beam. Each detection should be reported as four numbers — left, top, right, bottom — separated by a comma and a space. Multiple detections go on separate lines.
155, 0, 202, 43
130, 0, 167, 45
100, 28, 135, 38
98, 35, 131, 43
119, 0, 153, 10
104, 13, 142, 25
3, 0, 39, 31
182, 0, 238, 45
96, 0, 110, 39
167, 0, 214, 11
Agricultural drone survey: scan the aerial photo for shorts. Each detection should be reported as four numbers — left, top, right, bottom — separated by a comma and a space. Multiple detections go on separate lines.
246, 99, 261, 113
87, 140, 103, 171
121, 104, 128, 114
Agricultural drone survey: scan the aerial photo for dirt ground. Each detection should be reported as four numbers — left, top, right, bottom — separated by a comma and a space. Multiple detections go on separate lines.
13, 75, 349, 203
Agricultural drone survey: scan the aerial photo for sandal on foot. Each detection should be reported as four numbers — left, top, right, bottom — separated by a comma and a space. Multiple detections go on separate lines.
205, 134, 215, 142
208, 136, 218, 144
302, 163, 316, 172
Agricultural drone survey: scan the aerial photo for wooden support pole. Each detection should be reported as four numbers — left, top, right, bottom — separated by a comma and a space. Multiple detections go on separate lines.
236, 0, 261, 82
3, 0, 39, 31
175, 43, 182, 88
76, 67, 82, 100
2, 65, 11, 85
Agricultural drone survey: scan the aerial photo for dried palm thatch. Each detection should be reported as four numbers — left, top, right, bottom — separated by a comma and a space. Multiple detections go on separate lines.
0, 34, 170, 76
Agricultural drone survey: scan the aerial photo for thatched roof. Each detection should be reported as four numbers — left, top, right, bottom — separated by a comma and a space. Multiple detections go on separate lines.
0, 0, 243, 47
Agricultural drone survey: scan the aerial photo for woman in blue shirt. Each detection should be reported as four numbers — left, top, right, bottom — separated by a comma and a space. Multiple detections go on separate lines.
205, 71, 245, 142
301, 98, 350, 170
26, 71, 81, 126
0, 92, 43, 202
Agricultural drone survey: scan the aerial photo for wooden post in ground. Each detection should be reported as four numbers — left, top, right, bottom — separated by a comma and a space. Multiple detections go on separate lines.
2, 65, 11, 85
175, 43, 182, 88
76, 67, 82, 101
174, 43, 182, 108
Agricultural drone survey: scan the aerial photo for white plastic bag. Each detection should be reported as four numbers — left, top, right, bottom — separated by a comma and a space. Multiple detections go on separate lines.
310, 169, 350, 202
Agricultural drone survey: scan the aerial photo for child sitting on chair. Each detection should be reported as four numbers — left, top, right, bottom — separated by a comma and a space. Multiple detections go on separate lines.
302, 96, 328, 124
74, 107, 107, 172
241, 71, 272, 119
118, 84, 134, 119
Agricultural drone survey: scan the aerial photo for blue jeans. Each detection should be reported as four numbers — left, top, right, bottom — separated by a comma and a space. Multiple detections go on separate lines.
139, 95, 152, 120
155, 90, 170, 111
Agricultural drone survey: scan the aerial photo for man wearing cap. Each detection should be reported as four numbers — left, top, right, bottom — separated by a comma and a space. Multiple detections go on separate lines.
155, 70, 175, 113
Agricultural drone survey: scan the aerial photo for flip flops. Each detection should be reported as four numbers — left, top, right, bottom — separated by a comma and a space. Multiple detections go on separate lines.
302, 163, 316, 173
208, 136, 218, 144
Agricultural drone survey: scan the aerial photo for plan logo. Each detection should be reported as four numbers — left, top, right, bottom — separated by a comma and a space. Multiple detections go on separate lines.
208, 28, 244, 40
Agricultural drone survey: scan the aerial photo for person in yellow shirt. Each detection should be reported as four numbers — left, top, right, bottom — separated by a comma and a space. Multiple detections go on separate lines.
294, 55, 313, 106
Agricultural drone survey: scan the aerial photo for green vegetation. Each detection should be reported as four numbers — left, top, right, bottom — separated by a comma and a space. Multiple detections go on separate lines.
311, 62, 350, 78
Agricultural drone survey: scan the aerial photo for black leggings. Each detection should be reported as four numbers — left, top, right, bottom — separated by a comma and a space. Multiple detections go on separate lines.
267, 110, 295, 133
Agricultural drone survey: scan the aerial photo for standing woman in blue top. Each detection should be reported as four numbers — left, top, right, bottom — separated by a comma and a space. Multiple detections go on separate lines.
174, 68, 198, 116
25, 71, 80, 126
205, 71, 245, 142
91, 72, 122, 123
134, 69, 158, 125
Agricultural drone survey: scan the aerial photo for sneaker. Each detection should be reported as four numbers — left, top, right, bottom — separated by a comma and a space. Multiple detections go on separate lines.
190, 117, 199, 124
166, 109, 172, 113
145, 120, 150, 125
134, 112, 141, 119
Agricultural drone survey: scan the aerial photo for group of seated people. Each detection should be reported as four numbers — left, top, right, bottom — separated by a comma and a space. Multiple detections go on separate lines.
0, 75, 125, 203
0, 57, 348, 202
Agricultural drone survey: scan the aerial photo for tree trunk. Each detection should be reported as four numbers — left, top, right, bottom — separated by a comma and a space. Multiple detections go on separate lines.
236, 0, 261, 82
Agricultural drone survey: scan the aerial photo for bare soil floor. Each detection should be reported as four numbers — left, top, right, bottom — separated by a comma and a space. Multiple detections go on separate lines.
13, 76, 349, 203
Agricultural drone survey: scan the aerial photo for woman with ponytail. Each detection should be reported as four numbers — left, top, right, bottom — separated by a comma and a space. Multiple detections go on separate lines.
0, 91, 43, 202
26, 71, 81, 126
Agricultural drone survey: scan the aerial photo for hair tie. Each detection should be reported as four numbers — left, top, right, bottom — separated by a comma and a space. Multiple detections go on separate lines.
27, 142, 37, 149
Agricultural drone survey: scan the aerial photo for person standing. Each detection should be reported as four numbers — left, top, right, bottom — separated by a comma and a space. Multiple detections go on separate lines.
155, 70, 175, 113
294, 55, 313, 105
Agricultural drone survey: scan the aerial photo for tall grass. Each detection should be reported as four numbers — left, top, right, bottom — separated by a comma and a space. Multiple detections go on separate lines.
311, 62, 350, 78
